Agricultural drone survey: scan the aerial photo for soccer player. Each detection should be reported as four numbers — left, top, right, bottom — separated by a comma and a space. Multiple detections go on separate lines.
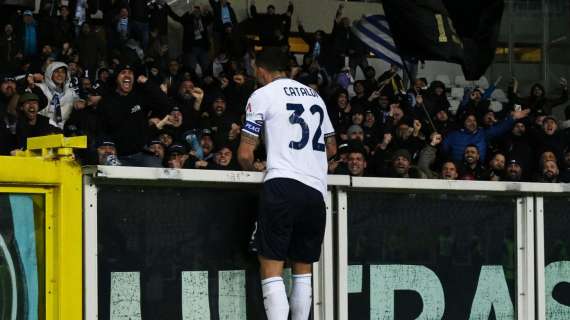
237, 47, 337, 320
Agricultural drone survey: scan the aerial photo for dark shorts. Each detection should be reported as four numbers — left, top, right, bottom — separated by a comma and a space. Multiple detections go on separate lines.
252, 178, 326, 263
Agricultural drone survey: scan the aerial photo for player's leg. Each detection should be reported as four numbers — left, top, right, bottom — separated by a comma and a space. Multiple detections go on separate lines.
290, 262, 313, 320
255, 179, 295, 320
288, 183, 327, 320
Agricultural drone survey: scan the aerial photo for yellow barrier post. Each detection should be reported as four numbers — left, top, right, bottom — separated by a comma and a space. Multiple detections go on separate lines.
0, 134, 86, 320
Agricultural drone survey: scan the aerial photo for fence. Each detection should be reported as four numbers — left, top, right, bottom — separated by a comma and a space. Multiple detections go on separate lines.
2, 148, 570, 319
82, 167, 570, 320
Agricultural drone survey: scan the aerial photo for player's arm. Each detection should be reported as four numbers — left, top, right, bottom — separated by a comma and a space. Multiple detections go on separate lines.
325, 134, 337, 160
237, 131, 260, 171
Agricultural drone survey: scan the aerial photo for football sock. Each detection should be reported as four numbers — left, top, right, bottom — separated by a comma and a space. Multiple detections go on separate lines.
261, 276, 289, 320
290, 273, 312, 320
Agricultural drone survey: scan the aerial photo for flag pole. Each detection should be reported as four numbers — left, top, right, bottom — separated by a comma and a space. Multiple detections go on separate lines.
399, 60, 438, 133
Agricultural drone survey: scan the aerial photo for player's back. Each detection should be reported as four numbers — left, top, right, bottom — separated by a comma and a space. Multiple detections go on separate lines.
246, 78, 334, 198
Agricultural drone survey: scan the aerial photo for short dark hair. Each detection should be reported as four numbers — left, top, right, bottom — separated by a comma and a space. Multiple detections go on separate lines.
255, 47, 290, 72
465, 144, 479, 152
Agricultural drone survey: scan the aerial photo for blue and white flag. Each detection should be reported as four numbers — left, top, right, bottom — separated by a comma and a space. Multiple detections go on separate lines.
352, 15, 404, 68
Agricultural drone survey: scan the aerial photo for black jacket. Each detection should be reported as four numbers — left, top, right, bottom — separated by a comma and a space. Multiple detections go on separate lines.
209, 0, 238, 32
99, 82, 169, 156
167, 7, 213, 52
16, 115, 59, 149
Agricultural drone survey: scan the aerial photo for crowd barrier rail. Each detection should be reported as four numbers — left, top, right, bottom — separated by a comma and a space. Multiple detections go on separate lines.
2, 140, 570, 319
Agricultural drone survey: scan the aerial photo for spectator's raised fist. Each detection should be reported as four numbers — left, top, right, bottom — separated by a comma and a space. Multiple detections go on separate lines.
512, 108, 530, 120
413, 119, 422, 131
191, 87, 204, 101
74, 99, 87, 110
430, 132, 442, 146
415, 94, 424, 105
137, 75, 148, 84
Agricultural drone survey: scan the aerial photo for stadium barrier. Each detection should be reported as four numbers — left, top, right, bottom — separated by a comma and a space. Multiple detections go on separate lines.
0, 134, 85, 320
2, 138, 570, 319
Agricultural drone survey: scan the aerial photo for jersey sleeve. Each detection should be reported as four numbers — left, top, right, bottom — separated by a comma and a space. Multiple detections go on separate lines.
321, 103, 335, 138
242, 91, 266, 137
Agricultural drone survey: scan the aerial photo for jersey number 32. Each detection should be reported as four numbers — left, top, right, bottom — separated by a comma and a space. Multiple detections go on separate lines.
287, 103, 325, 152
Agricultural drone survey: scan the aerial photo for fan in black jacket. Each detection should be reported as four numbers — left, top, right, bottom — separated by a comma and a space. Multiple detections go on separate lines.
98, 65, 169, 164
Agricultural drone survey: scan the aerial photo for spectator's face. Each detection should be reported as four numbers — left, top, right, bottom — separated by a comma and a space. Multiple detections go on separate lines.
351, 113, 364, 125
4, 24, 13, 35
436, 110, 448, 122
413, 79, 425, 90
507, 163, 522, 180
533, 86, 544, 97
1, 81, 16, 97
52, 67, 67, 87
217, 147, 233, 166
393, 156, 410, 176
213, 99, 226, 116
434, 87, 444, 96
354, 82, 364, 95
441, 162, 458, 180
178, 80, 194, 100
81, 78, 92, 90
543, 119, 557, 135
347, 152, 366, 176
21, 100, 39, 120
464, 115, 478, 132
535, 115, 546, 127
364, 112, 375, 126
119, 8, 129, 18
24, 15, 33, 24
396, 124, 411, 140
68, 62, 79, 75
81, 23, 90, 34
60, 6, 69, 17
470, 90, 482, 102
159, 133, 173, 147
170, 110, 183, 127
543, 160, 559, 179
116, 69, 134, 94
540, 151, 557, 164
267, 6, 275, 15
99, 70, 110, 82
342, 17, 351, 28
97, 145, 116, 165
169, 61, 179, 74
364, 68, 375, 79
201, 136, 214, 155
149, 144, 165, 160
490, 154, 506, 171
337, 93, 348, 109
464, 146, 479, 165
349, 129, 364, 142
192, 6, 201, 16
512, 122, 526, 136
483, 112, 496, 127
315, 31, 323, 41
392, 106, 404, 123
42, 45, 53, 56
378, 96, 389, 109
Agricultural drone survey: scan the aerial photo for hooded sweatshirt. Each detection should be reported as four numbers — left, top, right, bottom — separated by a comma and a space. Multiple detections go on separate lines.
37, 61, 79, 129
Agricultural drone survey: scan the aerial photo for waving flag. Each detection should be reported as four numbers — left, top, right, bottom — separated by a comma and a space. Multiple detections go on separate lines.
352, 15, 405, 68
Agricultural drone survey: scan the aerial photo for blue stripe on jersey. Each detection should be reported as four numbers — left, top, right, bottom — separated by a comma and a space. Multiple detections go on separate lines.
243, 120, 263, 136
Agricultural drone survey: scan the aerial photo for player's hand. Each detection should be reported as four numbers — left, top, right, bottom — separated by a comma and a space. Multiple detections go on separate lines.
430, 132, 442, 146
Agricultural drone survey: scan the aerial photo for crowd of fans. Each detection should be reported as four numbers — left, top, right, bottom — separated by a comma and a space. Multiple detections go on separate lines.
1, 1, 569, 183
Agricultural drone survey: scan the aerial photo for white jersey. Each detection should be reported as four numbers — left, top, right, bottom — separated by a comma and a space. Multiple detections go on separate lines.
243, 78, 334, 199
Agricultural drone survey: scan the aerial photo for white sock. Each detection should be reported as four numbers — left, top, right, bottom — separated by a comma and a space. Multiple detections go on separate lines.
290, 274, 312, 320
261, 277, 289, 320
